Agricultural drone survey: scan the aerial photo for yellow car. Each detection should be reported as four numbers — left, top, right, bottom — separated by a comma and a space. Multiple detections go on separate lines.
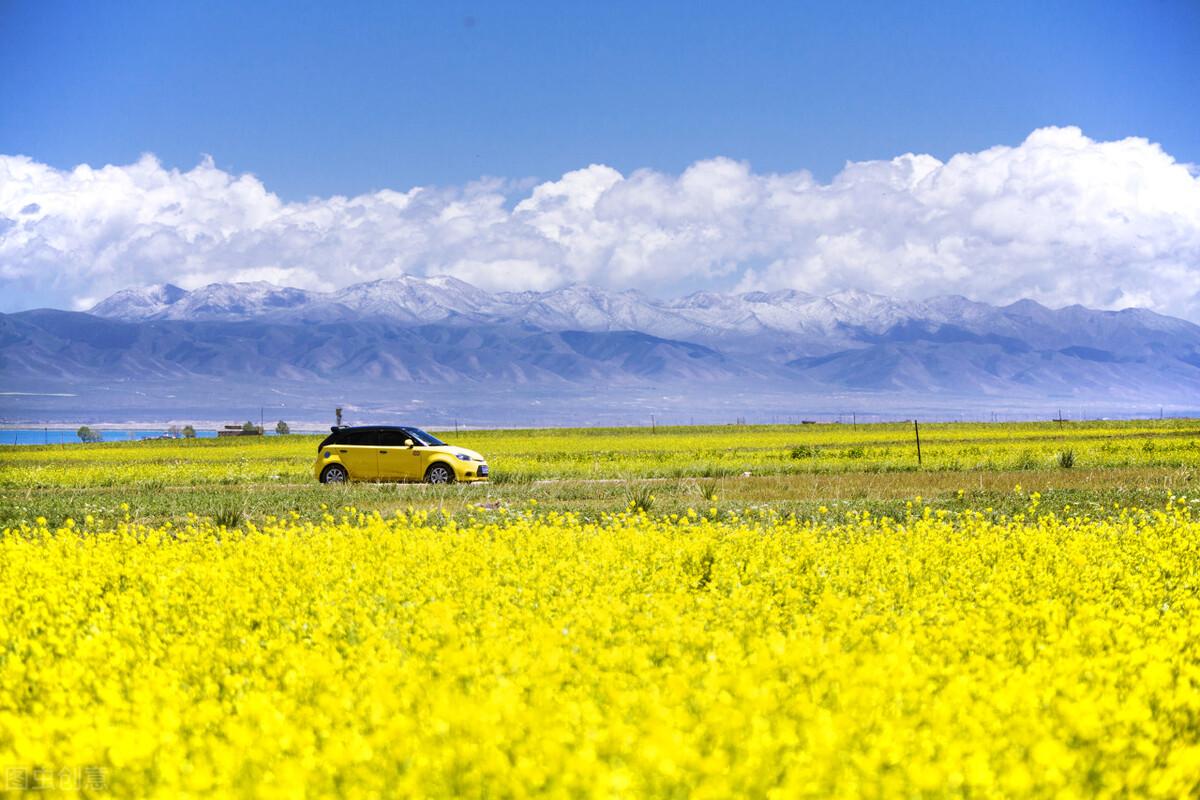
314, 425, 489, 484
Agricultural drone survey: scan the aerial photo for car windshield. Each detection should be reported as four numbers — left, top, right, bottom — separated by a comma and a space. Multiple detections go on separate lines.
406, 428, 446, 446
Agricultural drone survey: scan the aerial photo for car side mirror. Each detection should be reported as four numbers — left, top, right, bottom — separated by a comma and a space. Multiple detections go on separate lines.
404, 439, 414, 448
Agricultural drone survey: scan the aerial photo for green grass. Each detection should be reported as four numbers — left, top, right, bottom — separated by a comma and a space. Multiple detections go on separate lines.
2, 418, 1197, 528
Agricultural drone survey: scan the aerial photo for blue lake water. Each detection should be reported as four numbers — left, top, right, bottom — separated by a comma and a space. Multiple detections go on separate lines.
0, 429, 303, 445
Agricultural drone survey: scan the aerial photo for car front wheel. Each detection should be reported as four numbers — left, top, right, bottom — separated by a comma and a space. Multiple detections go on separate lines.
425, 463, 455, 484
321, 464, 348, 484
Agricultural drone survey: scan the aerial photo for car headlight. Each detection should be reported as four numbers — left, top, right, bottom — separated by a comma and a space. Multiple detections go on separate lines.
455, 453, 472, 461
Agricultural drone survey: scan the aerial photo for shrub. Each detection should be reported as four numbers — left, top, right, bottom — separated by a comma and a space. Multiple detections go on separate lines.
1058, 450, 1076, 469
625, 485, 655, 513
76, 426, 102, 443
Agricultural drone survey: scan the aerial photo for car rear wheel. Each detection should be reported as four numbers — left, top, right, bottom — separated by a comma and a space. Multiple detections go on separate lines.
425, 463, 455, 484
321, 464, 348, 484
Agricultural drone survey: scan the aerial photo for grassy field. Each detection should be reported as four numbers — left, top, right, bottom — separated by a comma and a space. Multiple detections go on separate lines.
2, 419, 1199, 796
2, 418, 1197, 528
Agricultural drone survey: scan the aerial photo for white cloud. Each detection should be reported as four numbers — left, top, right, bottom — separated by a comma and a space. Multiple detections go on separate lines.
2, 126, 1199, 318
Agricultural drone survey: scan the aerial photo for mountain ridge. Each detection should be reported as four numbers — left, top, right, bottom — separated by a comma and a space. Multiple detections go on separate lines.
3, 276, 1198, 413
87, 276, 1200, 356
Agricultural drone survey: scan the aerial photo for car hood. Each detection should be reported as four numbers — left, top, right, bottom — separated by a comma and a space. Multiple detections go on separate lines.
441, 446, 486, 461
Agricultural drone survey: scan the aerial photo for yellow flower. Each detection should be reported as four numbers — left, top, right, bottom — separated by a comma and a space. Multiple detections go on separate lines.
1, 421, 1197, 797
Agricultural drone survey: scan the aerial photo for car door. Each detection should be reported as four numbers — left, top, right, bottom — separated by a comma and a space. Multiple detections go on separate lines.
377, 430, 424, 481
332, 430, 378, 479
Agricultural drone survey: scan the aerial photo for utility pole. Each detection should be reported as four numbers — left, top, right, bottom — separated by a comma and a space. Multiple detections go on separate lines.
913, 419, 922, 466
852, 413, 856, 431
651, 414, 656, 434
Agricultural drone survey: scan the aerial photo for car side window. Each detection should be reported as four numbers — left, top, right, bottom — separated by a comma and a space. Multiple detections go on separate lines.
377, 431, 410, 447
341, 431, 373, 446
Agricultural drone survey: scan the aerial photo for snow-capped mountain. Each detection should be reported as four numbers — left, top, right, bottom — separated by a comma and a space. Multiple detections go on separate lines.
80, 275, 975, 342
664, 288, 926, 338
91, 281, 322, 322
86, 275, 1200, 361
330, 276, 504, 323
4, 273, 1198, 425
494, 285, 716, 340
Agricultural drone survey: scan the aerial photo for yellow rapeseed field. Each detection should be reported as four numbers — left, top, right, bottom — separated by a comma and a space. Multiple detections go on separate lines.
2, 499, 1199, 797
4, 418, 1199, 489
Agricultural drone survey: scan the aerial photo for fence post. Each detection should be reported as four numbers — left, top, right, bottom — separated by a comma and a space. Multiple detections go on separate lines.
914, 419, 922, 466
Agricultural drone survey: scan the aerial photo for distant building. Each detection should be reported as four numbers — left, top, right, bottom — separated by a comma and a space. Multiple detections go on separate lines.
218, 424, 263, 437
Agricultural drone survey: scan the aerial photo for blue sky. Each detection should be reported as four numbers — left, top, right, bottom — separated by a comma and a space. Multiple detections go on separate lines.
2, 0, 1200, 317
2, 0, 1197, 199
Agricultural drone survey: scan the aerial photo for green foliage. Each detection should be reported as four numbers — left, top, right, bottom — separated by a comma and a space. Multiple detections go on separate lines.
1058, 450, 1076, 469
275, 420, 290, 435
625, 484, 655, 513
76, 426, 102, 443
182, 425, 196, 439
242, 421, 258, 433
4, 418, 1200, 530
1016, 450, 1038, 470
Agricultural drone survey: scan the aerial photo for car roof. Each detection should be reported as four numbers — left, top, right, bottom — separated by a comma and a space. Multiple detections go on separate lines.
319, 425, 419, 451
329, 425, 414, 432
